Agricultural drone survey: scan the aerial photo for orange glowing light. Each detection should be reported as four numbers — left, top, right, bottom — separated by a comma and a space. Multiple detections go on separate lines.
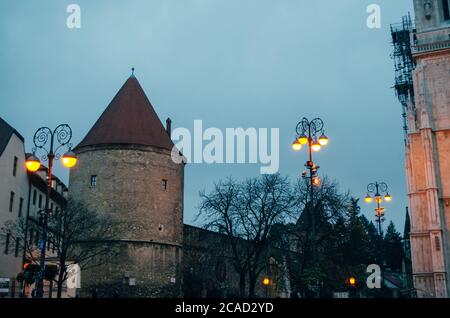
311, 141, 321, 152
62, 151, 77, 168
318, 134, 328, 146
25, 155, 41, 172
292, 140, 302, 151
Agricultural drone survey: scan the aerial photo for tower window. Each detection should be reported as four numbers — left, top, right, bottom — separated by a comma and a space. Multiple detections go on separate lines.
90, 175, 97, 187
162, 179, 168, 190
443, 0, 450, 20
13, 156, 18, 176
9, 191, 14, 212
38, 194, 42, 208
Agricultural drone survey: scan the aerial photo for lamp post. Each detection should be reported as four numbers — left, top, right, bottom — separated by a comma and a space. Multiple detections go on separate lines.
292, 117, 328, 269
364, 182, 392, 236
25, 124, 77, 298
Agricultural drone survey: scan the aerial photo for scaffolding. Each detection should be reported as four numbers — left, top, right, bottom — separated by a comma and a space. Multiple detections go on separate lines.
390, 13, 416, 145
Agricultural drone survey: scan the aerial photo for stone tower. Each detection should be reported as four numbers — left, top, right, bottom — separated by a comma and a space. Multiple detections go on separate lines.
69, 73, 184, 297
405, 0, 450, 298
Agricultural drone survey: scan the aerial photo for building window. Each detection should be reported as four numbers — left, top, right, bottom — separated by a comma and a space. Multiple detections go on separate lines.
18, 197, 24, 217
38, 194, 42, 208
9, 191, 14, 212
15, 238, 20, 257
33, 190, 37, 205
90, 175, 97, 187
435, 236, 441, 251
29, 229, 34, 245
162, 179, 168, 190
4, 233, 10, 254
50, 203, 54, 214
443, 0, 450, 20
13, 156, 18, 176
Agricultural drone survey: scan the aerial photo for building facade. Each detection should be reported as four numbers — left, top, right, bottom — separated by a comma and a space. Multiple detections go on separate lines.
393, 0, 450, 298
0, 117, 68, 298
69, 74, 184, 297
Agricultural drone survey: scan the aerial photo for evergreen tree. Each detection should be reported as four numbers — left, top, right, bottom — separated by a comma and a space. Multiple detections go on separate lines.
384, 221, 404, 271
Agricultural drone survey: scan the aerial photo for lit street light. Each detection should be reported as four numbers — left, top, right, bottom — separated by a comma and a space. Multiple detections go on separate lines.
292, 118, 328, 265
364, 181, 392, 236
292, 117, 328, 298
25, 124, 77, 298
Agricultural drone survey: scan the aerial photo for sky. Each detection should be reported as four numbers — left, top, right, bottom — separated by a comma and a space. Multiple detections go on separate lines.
0, 0, 414, 232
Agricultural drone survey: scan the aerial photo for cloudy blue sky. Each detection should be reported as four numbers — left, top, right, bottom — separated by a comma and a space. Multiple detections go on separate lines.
0, 0, 414, 231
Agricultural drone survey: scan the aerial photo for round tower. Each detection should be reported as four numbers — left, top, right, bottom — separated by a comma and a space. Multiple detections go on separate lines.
69, 73, 184, 297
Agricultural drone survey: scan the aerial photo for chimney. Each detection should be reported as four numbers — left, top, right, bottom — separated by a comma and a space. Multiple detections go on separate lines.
166, 117, 172, 137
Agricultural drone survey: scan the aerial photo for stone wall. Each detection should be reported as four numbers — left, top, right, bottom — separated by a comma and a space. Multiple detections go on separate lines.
69, 144, 184, 297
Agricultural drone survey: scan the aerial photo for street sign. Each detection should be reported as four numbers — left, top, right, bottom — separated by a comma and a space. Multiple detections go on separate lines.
0, 278, 11, 294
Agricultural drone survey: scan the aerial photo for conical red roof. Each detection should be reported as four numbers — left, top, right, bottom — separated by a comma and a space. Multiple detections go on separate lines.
76, 75, 174, 151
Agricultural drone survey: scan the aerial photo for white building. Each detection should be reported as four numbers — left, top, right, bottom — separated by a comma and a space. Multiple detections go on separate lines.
0, 117, 68, 298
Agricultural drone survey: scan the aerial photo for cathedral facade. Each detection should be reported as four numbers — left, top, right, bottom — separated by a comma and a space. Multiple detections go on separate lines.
400, 0, 450, 298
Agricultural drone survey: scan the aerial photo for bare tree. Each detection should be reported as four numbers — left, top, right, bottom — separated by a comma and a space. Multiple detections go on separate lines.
1, 199, 119, 298
198, 174, 295, 297
48, 199, 119, 298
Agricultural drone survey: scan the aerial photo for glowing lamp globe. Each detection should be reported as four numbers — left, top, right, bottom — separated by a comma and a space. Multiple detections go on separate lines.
312, 177, 321, 186
298, 135, 308, 145
364, 194, 372, 203
375, 195, 382, 204
25, 155, 41, 172
263, 277, 270, 286
318, 134, 329, 146
384, 193, 392, 202
311, 141, 321, 152
349, 277, 356, 286
62, 151, 77, 168
292, 140, 302, 151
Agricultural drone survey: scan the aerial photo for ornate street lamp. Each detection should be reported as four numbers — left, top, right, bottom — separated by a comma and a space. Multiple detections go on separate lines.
292, 117, 328, 280
364, 181, 392, 236
25, 124, 76, 298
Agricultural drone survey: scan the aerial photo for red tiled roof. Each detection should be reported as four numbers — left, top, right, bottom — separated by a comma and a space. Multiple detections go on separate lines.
76, 75, 173, 151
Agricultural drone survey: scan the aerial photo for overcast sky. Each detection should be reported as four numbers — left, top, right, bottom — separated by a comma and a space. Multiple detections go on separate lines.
0, 0, 414, 232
